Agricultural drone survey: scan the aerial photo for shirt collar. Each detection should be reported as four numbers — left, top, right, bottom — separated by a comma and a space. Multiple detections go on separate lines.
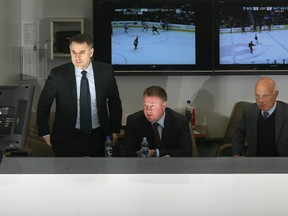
153, 111, 166, 128
262, 101, 277, 115
75, 61, 93, 75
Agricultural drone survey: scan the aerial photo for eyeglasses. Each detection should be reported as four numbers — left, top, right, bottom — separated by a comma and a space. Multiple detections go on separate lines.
143, 103, 161, 110
255, 94, 274, 100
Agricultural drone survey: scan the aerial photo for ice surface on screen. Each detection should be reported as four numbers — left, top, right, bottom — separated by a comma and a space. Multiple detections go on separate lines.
111, 3, 195, 65
219, 4, 288, 65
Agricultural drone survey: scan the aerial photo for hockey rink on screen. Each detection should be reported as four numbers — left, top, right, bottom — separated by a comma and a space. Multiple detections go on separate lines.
112, 27, 196, 65
220, 29, 288, 64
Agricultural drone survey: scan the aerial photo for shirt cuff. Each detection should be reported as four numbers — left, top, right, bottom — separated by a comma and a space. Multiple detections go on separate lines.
156, 149, 160, 157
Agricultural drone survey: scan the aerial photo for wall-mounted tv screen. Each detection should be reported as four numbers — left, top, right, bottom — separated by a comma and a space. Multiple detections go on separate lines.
216, 0, 288, 73
93, 0, 213, 74
112, 4, 195, 65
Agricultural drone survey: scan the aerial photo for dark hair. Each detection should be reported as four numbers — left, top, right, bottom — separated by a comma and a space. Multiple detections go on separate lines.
143, 86, 167, 102
69, 33, 93, 48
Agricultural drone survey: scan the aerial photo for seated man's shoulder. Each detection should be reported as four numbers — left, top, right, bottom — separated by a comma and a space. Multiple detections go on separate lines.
128, 110, 145, 120
277, 101, 288, 114
277, 100, 288, 108
243, 102, 257, 112
166, 108, 187, 121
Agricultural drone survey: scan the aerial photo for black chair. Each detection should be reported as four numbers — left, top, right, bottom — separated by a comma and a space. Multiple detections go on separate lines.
197, 101, 251, 157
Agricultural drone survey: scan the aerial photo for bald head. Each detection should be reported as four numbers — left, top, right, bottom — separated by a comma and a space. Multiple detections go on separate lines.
255, 77, 278, 111
255, 77, 277, 93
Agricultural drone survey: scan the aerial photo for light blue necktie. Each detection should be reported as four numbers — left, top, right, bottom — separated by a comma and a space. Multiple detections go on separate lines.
262, 111, 269, 120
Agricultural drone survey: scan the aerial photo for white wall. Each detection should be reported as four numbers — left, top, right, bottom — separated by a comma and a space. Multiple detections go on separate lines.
0, 0, 21, 85
3, 0, 288, 137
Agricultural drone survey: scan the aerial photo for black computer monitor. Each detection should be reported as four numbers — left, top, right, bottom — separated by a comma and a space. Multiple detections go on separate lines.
0, 85, 34, 161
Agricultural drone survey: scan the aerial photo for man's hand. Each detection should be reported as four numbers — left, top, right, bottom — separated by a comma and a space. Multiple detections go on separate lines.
233, 154, 240, 157
43, 135, 52, 147
111, 133, 118, 145
147, 149, 156, 157
136, 149, 156, 157
136, 150, 142, 157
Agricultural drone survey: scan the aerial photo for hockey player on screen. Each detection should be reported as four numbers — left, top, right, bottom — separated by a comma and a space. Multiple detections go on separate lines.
255, 34, 259, 44
248, 41, 255, 54
142, 23, 148, 32
152, 25, 160, 34
160, 20, 168, 30
124, 23, 128, 33
134, 36, 139, 50
241, 24, 246, 34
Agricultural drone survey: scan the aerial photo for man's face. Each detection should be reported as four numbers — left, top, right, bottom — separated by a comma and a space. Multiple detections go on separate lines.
70, 42, 94, 70
255, 81, 278, 111
143, 96, 166, 123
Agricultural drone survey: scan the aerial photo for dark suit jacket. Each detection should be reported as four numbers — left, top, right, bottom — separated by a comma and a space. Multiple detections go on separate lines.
232, 101, 288, 156
124, 108, 192, 157
37, 61, 122, 155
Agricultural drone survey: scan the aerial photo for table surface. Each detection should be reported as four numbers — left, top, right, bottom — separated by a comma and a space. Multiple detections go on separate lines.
1, 157, 288, 174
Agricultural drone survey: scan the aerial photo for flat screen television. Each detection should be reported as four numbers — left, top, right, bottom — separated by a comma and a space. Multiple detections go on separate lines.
0, 85, 34, 160
93, 0, 213, 74
215, 0, 288, 74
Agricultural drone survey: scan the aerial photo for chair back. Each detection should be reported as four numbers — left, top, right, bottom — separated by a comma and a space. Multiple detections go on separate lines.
216, 143, 232, 156
222, 101, 251, 144
189, 123, 199, 157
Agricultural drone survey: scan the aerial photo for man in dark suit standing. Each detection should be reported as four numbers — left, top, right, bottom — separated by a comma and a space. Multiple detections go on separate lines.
124, 86, 192, 157
37, 33, 122, 157
233, 77, 288, 157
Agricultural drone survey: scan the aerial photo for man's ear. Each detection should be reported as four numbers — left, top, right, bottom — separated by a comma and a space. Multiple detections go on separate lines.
90, 48, 94, 58
162, 101, 167, 109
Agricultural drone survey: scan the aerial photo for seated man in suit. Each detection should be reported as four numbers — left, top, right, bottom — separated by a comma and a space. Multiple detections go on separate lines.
124, 86, 193, 157
232, 77, 288, 156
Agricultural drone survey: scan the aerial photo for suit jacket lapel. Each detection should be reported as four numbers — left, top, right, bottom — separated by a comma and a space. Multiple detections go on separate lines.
92, 62, 101, 105
66, 63, 77, 109
161, 109, 171, 149
275, 102, 285, 144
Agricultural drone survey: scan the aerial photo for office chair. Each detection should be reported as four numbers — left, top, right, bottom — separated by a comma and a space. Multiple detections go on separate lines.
197, 101, 251, 157
215, 143, 233, 157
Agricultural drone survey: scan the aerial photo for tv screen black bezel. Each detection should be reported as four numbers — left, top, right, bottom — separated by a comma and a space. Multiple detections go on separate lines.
93, 0, 214, 75
214, 0, 288, 74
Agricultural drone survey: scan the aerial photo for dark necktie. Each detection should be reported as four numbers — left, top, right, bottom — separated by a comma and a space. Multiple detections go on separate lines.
80, 71, 92, 132
153, 122, 161, 148
262, 111, 269, 120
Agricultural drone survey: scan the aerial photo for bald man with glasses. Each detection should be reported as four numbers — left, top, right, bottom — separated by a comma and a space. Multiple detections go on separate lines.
233, 77, 288, 157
